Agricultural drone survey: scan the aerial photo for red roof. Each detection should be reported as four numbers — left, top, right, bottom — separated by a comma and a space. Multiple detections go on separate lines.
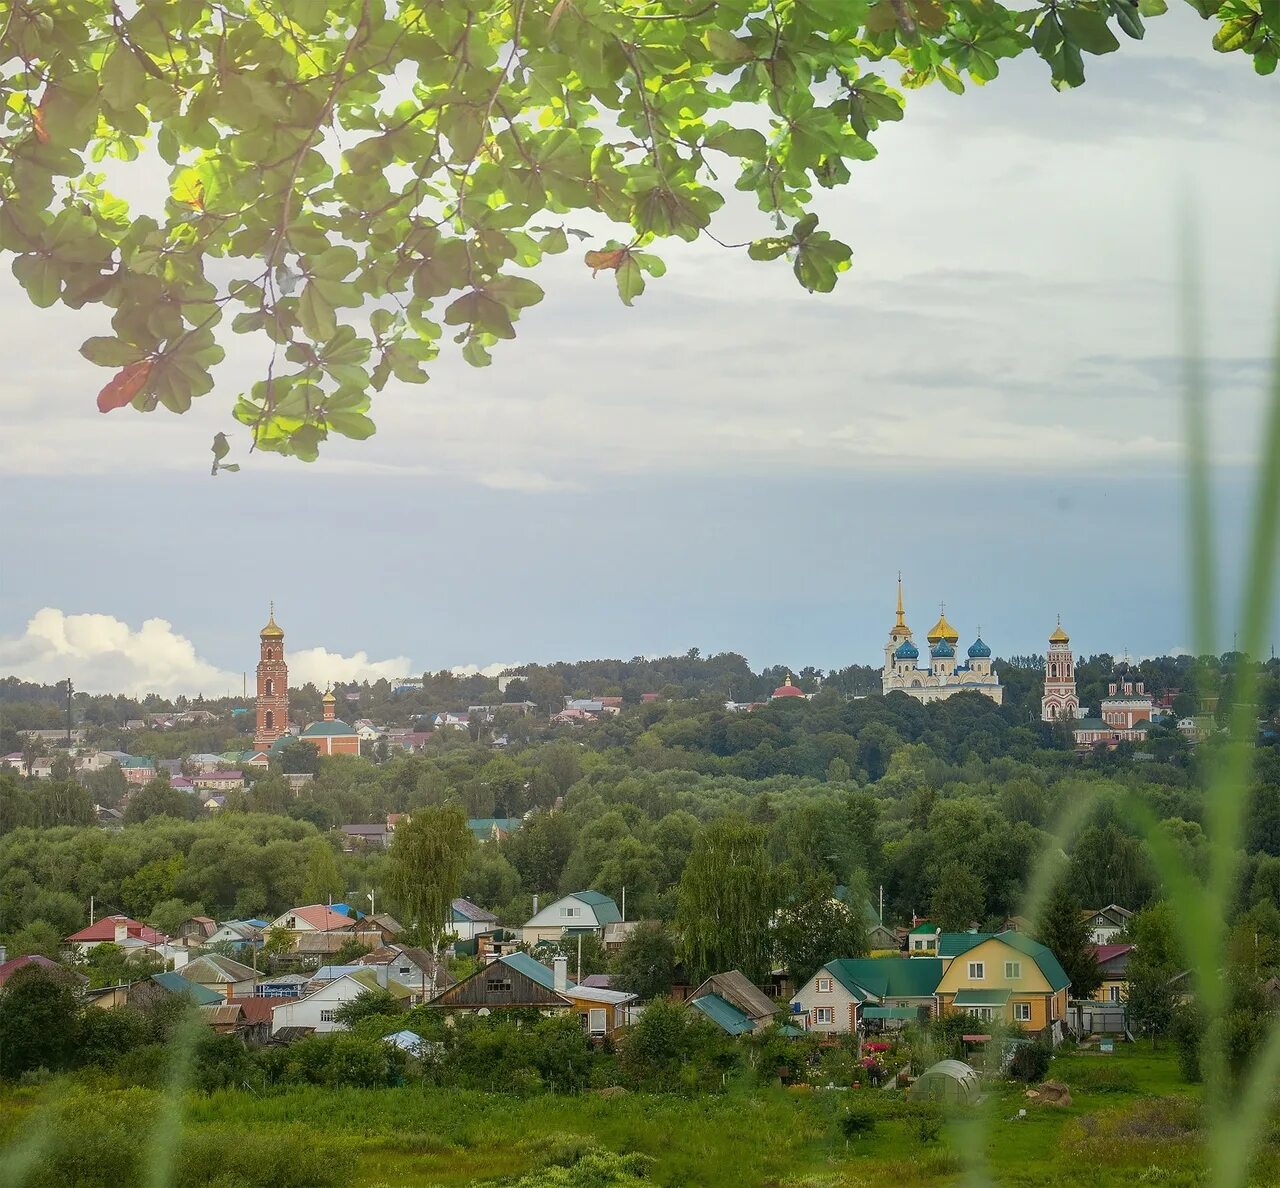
281, 904, 354, 932
772, 684, 805, 697
1091, 944, 1134, 963
228, 996, 292, 1025
0, 954, 62, 987
66, 915, 168, 945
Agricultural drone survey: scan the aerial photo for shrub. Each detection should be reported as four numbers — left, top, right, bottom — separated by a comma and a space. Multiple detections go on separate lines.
1008, 1041, 1052, 1084
174, 1127, 353, 1188
838, 1107, 877, 1142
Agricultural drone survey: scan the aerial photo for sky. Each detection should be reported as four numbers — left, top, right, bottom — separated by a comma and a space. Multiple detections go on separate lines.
2, 10, 1278, 697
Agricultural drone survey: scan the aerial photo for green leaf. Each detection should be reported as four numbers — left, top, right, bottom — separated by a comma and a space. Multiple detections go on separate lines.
12, 255, 60, 307
80, 337, 146, 367
1213, 15, 1259, 51
326, 410, 377, 439
485, 276, 544, 309
298, 282, 338, 343
1059, 8, 1121, 55
703, 29, 755, 63
704, 126, 768, 158
749, 238, 792, 261
311, 245, 359, 280
616, 256, 645, 306
102, 46, 146, 112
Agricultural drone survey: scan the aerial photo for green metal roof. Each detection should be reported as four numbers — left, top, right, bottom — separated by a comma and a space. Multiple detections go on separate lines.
951, 988, 1012, 1007
119, 755, 154, 769
690, 992, 754, 1035
862, 1005, 921, 1020
995, 931, 1071, 991
151, 972, 221, 1004
301, 720, 357, 737
938, 932, 993, 958
571, 891, 622, 924
501, 951, 561, 992
825, 957, 943, 1000
909, 922, 937, 935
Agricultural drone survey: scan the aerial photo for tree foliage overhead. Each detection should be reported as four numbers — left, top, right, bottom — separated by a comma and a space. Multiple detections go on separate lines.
2, 0, 1272, 464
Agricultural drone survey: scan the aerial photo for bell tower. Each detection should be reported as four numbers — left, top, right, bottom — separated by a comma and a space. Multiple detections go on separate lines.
254, 603, 289, 750
1041, 616, 1079, 722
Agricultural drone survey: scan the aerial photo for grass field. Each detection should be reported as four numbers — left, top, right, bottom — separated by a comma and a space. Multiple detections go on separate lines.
3, 1043, 1272, 1187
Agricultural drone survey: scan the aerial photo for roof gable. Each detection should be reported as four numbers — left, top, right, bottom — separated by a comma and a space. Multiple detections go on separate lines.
825, 957, 943, 1000
994, 932, 1071, 991
689, 970, 777, 1022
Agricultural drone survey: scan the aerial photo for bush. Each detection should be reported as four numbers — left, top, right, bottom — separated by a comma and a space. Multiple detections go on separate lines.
1008, 1040, 1052, 1083
838, 1106, 877, 1142
1170, 1003, 1203, 1084
174, 1127, 354, 1188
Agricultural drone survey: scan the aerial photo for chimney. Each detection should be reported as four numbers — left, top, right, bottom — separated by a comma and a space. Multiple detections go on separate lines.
114, 919, 129, 944
532, 893, 539, 916
0, 944, 7, 965
553, 955, 568, 992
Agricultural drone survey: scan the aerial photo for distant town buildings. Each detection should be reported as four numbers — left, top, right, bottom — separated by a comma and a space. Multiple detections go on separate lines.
881, 578, 1003, 706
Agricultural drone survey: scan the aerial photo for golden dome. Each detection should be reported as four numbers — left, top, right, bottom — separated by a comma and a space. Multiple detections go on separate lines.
260, 602, 284, 639
1049, 620, 1069, 644
926, 611, 959, 645
322, 688, 336, 703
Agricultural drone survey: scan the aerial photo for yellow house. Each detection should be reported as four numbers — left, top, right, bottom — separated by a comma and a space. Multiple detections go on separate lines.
935, 933, 1070, 1036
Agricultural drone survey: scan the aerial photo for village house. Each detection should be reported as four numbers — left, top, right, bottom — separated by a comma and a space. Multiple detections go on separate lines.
65, 915, 170, 957
522, 891, 622, 945
449, 898, 499, 941
270, 969, 413, 1035
205, 919, 267, 952
174, 916, 218, 947
428, 952, 635, 1038
1089, 944, 1134, 1004
356, 945, 455, 1000
193, 770, 245, 793
687, 970, 781, 1035
791, 958, 943, 1035
467, 816, 524, 843
934, 933, 1070, 1040
179, 954, 260, 1000
1083, 905, 1133, 945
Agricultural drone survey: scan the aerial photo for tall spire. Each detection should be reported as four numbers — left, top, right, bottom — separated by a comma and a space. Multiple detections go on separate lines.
895, 572, 906, 630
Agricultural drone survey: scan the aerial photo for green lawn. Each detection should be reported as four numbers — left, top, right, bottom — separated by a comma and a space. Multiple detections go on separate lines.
5, 1044, 1274, 1187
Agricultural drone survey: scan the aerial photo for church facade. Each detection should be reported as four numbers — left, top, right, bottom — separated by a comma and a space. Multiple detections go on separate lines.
881, 579, 1003, 706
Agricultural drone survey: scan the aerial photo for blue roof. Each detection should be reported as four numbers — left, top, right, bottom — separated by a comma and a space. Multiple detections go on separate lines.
501, 951, 570, 993
151, 972, 222, 1005
894, 640, 919, 660
967, 637, 991, 658
690, 993, 754, 1035
930, 639, 955, 658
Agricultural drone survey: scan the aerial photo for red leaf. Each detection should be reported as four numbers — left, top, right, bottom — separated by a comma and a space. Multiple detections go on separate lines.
584, 248, 627, 275
96, 359, 153, 413
32, 102, 48, 144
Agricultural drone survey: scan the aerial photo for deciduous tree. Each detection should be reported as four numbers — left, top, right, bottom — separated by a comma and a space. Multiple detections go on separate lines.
385, 803, 475, 948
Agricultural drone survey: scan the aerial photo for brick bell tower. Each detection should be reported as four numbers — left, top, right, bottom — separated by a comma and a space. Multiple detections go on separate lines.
254, 603, 289, 750
1041, 615, 1079, 723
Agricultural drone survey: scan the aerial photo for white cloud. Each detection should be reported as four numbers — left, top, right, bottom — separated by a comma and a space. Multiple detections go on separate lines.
0, 609, 414, 698
288, 647, 413, 689
447, 662, 524, 679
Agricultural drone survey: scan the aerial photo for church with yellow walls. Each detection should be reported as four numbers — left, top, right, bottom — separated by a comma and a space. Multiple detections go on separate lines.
881, 578, 1003, 706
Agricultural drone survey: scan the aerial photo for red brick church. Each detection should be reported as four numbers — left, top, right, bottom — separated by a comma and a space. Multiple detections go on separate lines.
253, 607, 359, 758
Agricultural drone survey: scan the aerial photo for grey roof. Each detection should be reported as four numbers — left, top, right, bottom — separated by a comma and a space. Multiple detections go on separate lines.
688, 970, 778, 1023
451, 897, 499, 923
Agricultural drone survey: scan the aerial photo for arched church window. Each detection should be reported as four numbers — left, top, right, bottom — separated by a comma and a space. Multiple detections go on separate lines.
265, 710, 274, 730
265, 679, 274, 695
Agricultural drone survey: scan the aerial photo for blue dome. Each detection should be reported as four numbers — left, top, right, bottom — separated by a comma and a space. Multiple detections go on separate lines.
930, 639, 955, 658
894, 640, 919, 660
967, 637, 991, 658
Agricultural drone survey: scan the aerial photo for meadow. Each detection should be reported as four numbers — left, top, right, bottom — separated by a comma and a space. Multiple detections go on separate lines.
2, 1043, 1260, 1187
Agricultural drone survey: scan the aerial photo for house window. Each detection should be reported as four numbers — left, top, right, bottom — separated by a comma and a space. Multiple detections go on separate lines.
967, 1007, 993, 1021
1014, 1002, 1031, 1022
1109, 986, 1121, 1003
486, 977, 512, 993
968, 962, 984, 980
815, 1007, 834, 1025
264, 710, 274, 730
398, 966, 411, 976
588, 1008, 607, 1035
1004, 961, 1021, 980
816, 977, 832, 993
320, 1009, 336, 1023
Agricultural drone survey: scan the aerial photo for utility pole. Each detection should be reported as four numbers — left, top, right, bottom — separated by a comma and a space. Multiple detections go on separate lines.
879, 884, 884, 924
576, 932, 583, 985
65, 677, 73, 746
621, 885, 626, 922
90, 895, 95, 925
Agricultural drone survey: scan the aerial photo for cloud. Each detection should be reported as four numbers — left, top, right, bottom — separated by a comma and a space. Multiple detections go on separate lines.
0, 609, 414, 698
288, 647, 413, 689
446, 662, 525, 679
0, 608, 237, 698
